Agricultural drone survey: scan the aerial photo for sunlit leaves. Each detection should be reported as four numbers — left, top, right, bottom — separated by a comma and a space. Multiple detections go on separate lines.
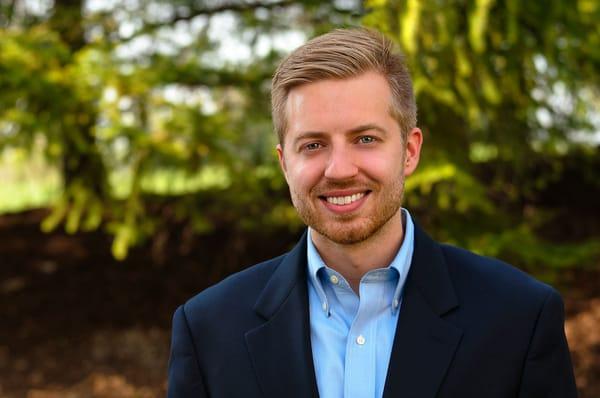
1, 0, 353, 259
469, 0, 495, 54
365, 0, 600, 271
2, 1, 597, 271
399, 0, 420, 55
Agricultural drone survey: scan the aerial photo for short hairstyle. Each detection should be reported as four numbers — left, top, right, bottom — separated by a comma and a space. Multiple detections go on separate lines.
271, 27, 417, 145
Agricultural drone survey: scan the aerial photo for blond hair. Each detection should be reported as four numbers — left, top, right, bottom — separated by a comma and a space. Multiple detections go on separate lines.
271, 28, 417, 145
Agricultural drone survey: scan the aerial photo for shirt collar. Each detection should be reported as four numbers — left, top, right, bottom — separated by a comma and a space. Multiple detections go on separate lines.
306, 208, 415, 315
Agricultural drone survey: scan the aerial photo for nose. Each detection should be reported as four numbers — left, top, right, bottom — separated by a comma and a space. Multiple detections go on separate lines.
324, 145, 358, 180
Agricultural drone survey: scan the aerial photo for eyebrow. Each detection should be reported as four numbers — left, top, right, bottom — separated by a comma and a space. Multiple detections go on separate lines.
292, 123, 388, 146
292, 131, 327, 147
347, 123, 388, 136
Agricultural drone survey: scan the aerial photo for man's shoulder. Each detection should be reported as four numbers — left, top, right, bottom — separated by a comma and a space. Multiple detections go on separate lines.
439, 243, 559, 310
181, 253, 286, 318
441, 243, 551, 289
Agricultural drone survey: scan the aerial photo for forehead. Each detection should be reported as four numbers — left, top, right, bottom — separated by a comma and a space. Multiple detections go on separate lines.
285, 71, 394, 137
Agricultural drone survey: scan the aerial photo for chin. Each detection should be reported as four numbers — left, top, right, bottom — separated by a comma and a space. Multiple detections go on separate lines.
313, 219, 377, 245
293, 191, 402, 245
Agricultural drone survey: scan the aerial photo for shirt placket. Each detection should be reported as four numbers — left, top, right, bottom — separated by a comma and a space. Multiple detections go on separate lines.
344, 278, 381, 398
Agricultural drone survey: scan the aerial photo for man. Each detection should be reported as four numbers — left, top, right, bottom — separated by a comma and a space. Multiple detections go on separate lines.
168, 28, 577, 397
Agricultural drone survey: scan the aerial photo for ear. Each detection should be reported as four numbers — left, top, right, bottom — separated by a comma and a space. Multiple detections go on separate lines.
403, 127, 423, 177
276, 144, 288, 177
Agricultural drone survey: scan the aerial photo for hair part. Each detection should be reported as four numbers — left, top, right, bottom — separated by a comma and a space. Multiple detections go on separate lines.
271, 27, 417, 146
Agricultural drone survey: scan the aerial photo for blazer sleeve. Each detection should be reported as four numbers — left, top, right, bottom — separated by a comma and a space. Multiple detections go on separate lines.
167, 305, 208, 398
518, 289, 578, 398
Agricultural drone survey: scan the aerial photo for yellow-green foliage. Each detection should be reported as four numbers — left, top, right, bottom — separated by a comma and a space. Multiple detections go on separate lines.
1, 1, 599, 270
364, 0, 600, 271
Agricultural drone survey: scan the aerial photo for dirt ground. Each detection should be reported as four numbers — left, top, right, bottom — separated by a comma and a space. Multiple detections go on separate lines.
1, 210, 598, 398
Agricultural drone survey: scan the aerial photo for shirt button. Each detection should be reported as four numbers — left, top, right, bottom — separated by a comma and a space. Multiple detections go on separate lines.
329, 275, 339, 285
322, 302, 328, 312
356, 335, 366, 345
393, 299, 399, 308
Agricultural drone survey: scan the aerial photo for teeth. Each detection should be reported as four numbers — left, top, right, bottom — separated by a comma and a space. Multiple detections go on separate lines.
326, 192, 365, 206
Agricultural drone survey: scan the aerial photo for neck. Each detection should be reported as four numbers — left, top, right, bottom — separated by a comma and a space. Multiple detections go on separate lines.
311, 209, 405, 293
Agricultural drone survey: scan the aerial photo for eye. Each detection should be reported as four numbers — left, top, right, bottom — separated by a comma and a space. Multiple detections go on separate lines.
358, 136, 376, 144
304, 142, 322, 151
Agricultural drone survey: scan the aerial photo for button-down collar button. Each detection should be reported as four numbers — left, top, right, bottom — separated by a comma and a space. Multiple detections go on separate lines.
393, 299, 399, 308
356, 335, 366, 345
322, 302, 328, 312
329, 275, 339, 285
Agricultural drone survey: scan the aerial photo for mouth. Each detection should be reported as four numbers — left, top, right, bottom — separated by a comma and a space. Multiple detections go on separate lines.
318, 190, 371, 213
323, 192, 366, 205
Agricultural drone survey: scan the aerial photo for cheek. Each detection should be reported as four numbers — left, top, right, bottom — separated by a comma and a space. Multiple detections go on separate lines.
287, 159, 323, 190
356, 152, 402, 180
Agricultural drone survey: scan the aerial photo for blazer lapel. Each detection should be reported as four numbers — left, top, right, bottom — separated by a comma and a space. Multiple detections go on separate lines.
383, 224, 463, 398
245, 232, 319, 398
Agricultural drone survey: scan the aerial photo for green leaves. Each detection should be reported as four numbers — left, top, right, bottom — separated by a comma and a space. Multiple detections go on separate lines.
469, 0, 495, 54
1, 1, 598, 272
366, 0, 600, 270
1, 1, 352, 259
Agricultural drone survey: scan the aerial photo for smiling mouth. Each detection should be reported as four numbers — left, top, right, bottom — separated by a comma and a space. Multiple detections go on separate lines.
319, 191, 371, 206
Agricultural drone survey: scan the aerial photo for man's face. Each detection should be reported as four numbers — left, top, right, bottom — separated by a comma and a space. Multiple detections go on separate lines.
277, 71, 422, 245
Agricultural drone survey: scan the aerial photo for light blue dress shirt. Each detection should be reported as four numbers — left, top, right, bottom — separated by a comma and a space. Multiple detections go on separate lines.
307, 208, 415, 398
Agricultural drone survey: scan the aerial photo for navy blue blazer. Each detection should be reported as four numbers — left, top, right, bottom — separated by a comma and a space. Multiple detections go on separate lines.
167, 224, 577, 397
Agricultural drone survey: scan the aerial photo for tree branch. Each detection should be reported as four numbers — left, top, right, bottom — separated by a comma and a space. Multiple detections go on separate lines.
117, 0, 297, 43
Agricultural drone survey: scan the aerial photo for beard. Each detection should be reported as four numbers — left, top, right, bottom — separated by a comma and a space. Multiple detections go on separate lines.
289, 174, 405, 245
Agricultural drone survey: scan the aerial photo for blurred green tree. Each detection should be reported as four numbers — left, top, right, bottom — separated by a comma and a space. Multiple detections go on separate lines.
1, 0, 598, 274
363, 0, 600, 274
1, 0, 359, 259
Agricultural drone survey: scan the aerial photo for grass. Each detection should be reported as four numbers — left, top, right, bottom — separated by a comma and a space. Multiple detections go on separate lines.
0, 148, 232, 215
0, 148, 62, 214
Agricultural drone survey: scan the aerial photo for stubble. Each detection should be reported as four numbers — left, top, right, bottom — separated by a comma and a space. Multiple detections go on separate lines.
289, 174, 405, 246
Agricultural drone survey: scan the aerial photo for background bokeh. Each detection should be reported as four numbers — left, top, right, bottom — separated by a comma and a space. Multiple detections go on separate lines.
1, 0, 598, 397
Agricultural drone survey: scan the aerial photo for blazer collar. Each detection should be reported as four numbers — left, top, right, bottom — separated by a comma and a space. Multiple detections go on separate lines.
246, 224, 463, 398
408, 223, 459, 315
245, 231, 319, 398
252, 231, 308, 319
383, 222, 463, 398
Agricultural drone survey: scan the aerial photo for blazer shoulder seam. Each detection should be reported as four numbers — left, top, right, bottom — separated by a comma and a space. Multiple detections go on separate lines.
180, 303, 207, 379
521, 287, 558, 360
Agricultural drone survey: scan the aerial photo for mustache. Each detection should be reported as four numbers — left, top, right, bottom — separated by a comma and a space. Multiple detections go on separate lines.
312, 179, 374, 195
